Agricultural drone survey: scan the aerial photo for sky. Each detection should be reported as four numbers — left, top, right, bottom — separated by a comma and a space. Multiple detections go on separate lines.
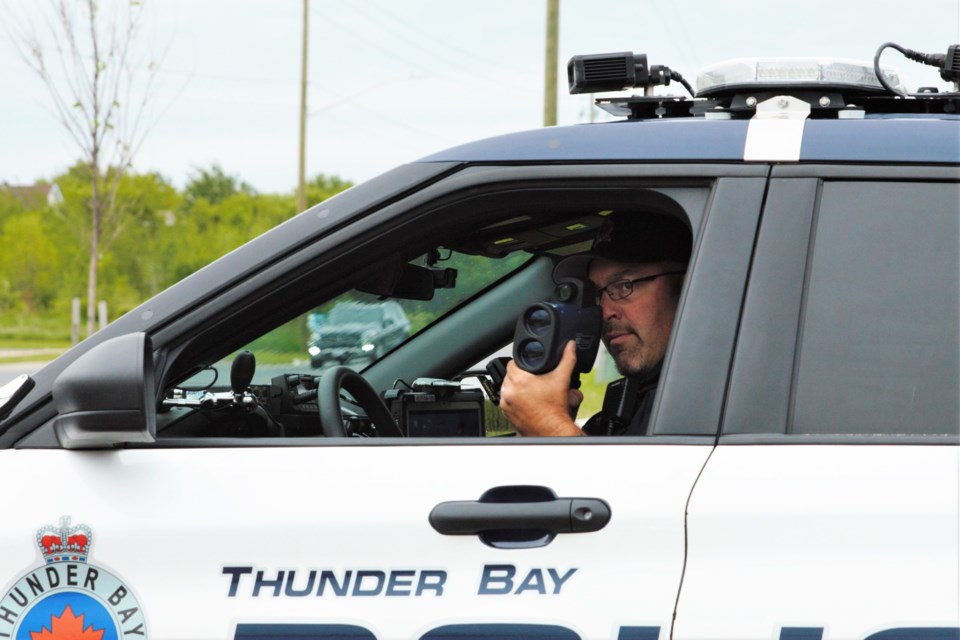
1, 0, 958, 194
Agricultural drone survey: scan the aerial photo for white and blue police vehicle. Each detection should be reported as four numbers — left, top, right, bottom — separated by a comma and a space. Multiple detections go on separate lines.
0, 42, 958, 640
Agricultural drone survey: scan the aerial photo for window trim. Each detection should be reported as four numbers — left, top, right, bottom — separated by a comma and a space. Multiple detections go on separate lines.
722, 178, 819, 436
652, 175, 769, 436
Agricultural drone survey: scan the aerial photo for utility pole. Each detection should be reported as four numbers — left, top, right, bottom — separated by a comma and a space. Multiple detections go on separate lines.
543, 0, 559, 127
297, 0, 309, 213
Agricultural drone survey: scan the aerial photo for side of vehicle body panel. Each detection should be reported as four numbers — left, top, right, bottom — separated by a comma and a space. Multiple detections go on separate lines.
0, 446, 710, 639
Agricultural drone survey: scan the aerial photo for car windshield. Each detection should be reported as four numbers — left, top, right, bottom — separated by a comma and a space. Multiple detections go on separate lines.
328, 304, 382, 325
190, 249, 530, 387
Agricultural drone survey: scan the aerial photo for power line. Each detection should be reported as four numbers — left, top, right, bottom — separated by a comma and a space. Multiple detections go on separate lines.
325, 4, 532, 92
360, 1, 534, 76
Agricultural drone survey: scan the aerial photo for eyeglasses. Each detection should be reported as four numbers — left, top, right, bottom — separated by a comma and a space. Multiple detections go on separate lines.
596, 271, 686, 302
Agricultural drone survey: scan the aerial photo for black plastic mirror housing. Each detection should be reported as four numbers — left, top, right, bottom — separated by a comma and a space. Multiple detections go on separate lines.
53, 332, 157, 449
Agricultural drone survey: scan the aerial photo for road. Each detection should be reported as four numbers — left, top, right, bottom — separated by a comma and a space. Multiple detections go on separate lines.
0, 348, 66, 385
1, 364, 41, 386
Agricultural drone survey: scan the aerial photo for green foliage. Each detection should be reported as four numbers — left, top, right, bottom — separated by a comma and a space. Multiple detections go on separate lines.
0, 166, 352, 346
0, 212, 62, 311
306, 174, 352, 208
396, 251, 530, 333
172, 190, 297, 281
484, 401, 515, 436
0, 191, 27, 311
577, 351, 618, 420
184, 164, 252, 206
0, 189, 26, 220
101, 171, 182, 314
48, 164, 184, 317
0, 312, 71, 345
245, 317, 309, 364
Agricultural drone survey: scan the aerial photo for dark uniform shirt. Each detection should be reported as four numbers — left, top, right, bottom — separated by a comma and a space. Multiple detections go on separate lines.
581, 369, 660, 436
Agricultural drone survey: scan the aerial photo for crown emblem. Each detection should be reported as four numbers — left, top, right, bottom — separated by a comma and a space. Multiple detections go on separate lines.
36, 516, 93, 564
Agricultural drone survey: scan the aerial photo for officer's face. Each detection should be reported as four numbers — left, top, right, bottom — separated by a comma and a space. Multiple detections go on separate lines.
588, 258, 684, 378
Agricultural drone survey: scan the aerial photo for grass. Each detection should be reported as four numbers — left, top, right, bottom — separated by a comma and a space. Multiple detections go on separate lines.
0, 339, 69, 350
0, 353, 64, 365
0, 312, 72, 364
0, 312, 72, 345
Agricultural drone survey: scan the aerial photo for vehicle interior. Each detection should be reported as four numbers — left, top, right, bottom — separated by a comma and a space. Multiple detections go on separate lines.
153, 183, 703, 441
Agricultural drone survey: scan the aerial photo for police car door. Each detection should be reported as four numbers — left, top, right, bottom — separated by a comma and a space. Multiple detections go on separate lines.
0, 166, 765, 640
674, 175, 960, 639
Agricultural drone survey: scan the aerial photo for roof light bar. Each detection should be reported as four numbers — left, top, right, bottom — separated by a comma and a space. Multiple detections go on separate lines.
696, 57, 906, 97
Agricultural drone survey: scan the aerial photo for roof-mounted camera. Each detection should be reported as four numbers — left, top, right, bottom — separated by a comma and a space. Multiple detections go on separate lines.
567, 51, 694, 97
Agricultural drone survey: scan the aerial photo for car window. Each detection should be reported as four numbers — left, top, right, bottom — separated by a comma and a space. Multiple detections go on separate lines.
791, 181, 959, 435
156, 182, 715, 441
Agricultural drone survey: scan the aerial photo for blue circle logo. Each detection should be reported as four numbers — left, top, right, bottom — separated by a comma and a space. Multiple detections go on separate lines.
16, 592, 119, 640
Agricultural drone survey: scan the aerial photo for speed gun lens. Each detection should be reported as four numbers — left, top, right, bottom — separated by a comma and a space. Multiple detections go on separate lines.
518, 339, 546, 370
524, 308, 552, 336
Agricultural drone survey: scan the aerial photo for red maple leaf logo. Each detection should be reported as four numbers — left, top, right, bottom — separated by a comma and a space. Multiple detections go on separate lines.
30, 605, 105, 640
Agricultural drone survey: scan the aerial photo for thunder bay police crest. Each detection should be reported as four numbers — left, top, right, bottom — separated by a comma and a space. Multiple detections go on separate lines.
0, 516, 147, 639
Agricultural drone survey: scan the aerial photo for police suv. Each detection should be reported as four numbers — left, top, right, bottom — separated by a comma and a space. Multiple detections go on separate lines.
1, 43, 958, 640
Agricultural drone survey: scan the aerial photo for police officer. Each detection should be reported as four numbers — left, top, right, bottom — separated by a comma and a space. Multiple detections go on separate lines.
500, 213, 690, 436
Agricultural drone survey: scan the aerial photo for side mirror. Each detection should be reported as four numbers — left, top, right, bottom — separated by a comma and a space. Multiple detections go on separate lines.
53, 332, 156, 449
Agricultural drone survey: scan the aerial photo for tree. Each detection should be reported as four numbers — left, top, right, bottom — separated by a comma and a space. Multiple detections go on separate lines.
0, 212, 62, 312
93, 170, 181, 310
10, 0, 165, 336
0, 187, 26, 222
184, 164, 253, 207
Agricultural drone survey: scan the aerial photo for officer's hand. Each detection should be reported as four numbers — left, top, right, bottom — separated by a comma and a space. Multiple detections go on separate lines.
500, 341, 584, 437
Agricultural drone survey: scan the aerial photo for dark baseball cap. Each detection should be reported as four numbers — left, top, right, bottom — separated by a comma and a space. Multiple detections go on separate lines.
554, 212, 692, 280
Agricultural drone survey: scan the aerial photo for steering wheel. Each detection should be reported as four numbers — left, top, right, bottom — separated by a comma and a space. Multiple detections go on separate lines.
317, 366, 402, 437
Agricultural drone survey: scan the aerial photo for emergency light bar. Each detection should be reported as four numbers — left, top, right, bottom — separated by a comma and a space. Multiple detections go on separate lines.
696, 58, 906, 97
